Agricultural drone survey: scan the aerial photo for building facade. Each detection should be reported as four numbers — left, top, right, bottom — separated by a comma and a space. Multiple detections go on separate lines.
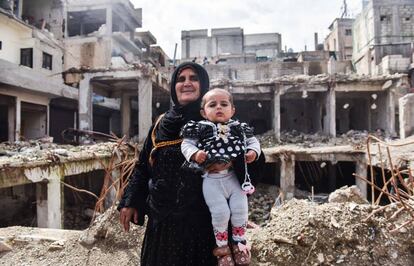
324, 18, 355, 61
353, 0, 414, 75
181, 27, 282, 63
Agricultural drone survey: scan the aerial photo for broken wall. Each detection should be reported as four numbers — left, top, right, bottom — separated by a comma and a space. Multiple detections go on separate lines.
22, 0, 64, 39
64, 37, 112, 69
243, 33, 282, 58
205, 61, 304, 81
399, 93, 414, 139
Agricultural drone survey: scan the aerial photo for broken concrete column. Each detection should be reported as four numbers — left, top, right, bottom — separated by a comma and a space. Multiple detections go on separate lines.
15, 97, 21, 141
272, 87, 281, 141
36, 182, 48, 227
280, 154, 295, 200
138, 78, 152, 142
121, 93, 132, 138
36, 176, 63, 229
385, 88, 396, 137
399, 93, 414, 139
78, 75, 93, 132
327, 56, 337, 75
323, 87, 336, 137
355, 159, 367, 199
47, 177, 63, 229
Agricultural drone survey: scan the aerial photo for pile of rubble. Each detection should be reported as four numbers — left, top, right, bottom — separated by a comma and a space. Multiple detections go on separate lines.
1, 186, 414, 265
257, 129, 385, 149
250, 186, 414, 266
0, 140, 117, 166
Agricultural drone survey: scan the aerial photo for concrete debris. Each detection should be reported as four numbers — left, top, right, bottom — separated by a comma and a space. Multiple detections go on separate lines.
2, 185, 414, 265
212, 72, 406, 86
0, 140, 117, 167
328, 185, 369, 204
0, 241, 13, 252
48, 240, 65, 251
250, 198, 414, 266
257, 129, 383, 149
248, 184, 279, 225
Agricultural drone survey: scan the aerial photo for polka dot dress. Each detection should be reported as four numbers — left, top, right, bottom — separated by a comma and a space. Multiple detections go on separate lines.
182, 120, 253, 166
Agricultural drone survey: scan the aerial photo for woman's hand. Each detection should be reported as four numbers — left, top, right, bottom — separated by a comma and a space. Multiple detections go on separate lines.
245, 150, 257, 163
192, 150, 207, 164
206, 162, 232, 173
119, 207, 138, 232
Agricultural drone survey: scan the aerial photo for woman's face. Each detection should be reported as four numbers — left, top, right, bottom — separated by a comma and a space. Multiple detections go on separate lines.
175, 68, 201, 105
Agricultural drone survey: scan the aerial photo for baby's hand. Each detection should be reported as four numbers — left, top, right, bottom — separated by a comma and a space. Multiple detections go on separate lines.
192, 150, 207, 164
245, 150, 257, 163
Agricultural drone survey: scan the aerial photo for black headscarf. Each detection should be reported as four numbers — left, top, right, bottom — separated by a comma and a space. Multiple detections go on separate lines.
156, 62, 210, 142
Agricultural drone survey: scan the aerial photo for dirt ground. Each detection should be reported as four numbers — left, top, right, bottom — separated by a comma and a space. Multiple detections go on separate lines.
1, 185, 414, 266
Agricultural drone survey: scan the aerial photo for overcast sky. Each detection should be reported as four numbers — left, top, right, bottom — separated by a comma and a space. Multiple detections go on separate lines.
130, 0, 363, 59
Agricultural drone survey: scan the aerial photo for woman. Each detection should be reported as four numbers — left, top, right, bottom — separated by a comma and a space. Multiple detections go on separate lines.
118, 62, 217, 265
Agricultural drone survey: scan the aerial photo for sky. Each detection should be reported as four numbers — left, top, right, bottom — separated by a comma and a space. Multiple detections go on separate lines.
130, 0, 363, 59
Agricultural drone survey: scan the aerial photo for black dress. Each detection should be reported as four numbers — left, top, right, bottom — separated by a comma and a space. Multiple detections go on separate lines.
118, 124, 216, 266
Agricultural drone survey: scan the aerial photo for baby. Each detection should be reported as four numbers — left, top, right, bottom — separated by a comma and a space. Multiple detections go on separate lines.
181, 88, 261, 266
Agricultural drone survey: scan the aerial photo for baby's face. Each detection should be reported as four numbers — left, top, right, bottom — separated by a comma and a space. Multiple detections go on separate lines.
201, 91, 235, 123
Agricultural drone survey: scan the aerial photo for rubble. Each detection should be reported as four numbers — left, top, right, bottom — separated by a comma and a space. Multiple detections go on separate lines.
256, 129, 381, 149
250, 198, 414, 266
328, 185, 369, 204
0, 140, 117, 167
2, 185, 414, 265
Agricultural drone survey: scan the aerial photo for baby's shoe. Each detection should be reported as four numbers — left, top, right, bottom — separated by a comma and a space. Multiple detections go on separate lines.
232, 242, 251, 266
212, 245, 235, 266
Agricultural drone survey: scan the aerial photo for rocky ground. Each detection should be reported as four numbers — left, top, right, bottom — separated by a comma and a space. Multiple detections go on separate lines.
1, 185, 414, 265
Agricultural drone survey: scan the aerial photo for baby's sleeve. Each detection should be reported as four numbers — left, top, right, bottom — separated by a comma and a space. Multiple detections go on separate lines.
181, 121, 201, 162
240, 122, 254, 138
181, 120, 200, 139
240, 122, 261, 158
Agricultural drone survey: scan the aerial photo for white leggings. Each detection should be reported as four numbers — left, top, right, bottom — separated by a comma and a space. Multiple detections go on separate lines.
202, 171, 248, 242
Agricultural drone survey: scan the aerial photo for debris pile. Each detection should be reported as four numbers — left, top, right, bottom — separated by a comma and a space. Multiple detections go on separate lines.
257, 129, 386, 149
2, 186, 414, 265
248, 184, 279, 225
250, 198, 414, 265
0, 140, 117, 167
0, 208, 145, 266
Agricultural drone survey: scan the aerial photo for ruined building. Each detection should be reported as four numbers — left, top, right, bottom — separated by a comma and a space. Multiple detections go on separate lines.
353, 0, 414, 76
0, 0, 170, 229
178, 16, 413, 201
1, 0, 414, 231
324, 18, 355, 61
181, 27, 282, 64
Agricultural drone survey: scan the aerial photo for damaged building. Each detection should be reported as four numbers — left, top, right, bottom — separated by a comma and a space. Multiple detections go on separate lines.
353, 0, 414, 76
181, 27, 282, 64
1, 0, 414, 231
179, 18, 413, 201
0, 0, 170, 229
